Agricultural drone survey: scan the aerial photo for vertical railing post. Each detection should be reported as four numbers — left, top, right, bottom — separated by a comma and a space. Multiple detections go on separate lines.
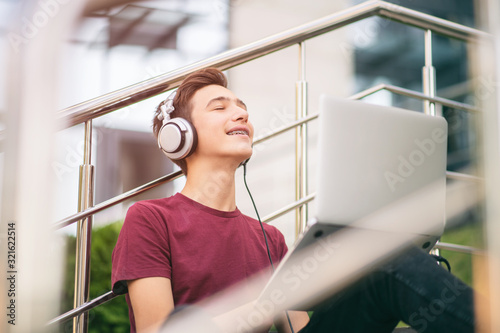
295, 42, 309, 237
73, 120, 95, 333
423, 29, 437, 116
423, 29, 440, 257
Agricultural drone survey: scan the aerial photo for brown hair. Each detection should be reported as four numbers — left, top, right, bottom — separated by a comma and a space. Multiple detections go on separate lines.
152, 68, 228, 175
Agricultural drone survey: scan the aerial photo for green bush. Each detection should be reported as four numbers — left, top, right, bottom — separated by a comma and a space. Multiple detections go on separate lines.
439, 221, 484, 287
59, 221, 130, 333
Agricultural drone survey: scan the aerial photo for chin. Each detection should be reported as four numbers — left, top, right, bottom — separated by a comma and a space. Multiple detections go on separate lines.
242, 148, 253, 160
231, 143, 252, 157
235, 150, 253, 167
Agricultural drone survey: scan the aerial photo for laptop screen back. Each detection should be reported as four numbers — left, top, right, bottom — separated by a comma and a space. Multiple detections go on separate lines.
315, 96, 447, 240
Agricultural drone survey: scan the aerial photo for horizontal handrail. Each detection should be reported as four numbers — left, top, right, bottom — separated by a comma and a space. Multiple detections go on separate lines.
57, 0, 489, 128
263, 193, 316, 223
435, 241, 484, 254
253, 114, 319, 145
375, 3, 489, 41
350, 84, 479, 112
53, 170, 183, 229
446, 171, 483, 182
47, 291, 118, 326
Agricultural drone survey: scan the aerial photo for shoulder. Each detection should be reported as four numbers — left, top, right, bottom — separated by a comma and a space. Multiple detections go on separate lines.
262, 221, 285, 241
243, 214, 289, 261
127, 195, 176, 213
121, 195, 185, 235
242, 213, 280, 231
241, 214, 286, 246
125, 194, 185, 220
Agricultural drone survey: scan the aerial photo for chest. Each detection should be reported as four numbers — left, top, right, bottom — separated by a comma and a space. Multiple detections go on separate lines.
167, 219, 273, 303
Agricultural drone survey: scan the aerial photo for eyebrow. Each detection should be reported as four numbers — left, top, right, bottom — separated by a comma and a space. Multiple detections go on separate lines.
206, 96, 247, 110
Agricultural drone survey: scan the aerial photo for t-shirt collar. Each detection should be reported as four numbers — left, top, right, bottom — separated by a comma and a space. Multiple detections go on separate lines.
175, 192, 242, 218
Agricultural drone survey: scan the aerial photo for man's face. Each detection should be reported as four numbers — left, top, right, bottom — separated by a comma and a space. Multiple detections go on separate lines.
188, 84, 254, 165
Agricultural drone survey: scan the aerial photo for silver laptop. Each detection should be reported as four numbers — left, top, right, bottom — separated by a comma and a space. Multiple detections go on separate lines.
306, 95, 448, 251
255, 96, 448, 310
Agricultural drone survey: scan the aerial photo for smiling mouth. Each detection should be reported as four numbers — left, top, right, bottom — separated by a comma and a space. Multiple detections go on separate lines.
227, 130, 249, 136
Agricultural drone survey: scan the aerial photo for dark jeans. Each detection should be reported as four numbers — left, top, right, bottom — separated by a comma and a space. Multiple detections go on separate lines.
299, 246, 475, 333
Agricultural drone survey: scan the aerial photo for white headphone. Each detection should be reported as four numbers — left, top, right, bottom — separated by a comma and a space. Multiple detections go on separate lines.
157, 91, 198, 160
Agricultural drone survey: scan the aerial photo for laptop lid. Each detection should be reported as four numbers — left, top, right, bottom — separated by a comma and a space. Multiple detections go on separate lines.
315, 95, 447, 243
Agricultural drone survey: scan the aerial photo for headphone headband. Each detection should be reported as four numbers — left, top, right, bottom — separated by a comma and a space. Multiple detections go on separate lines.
158, 90, 177, 123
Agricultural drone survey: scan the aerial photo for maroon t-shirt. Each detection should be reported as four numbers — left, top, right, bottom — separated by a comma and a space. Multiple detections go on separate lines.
111, 193, 288, 332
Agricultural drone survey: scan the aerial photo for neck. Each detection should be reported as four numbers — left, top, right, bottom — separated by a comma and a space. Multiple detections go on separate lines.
181, 161, 237, 211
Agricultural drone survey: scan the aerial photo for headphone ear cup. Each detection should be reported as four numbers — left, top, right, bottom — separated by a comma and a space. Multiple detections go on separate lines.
158, 117, 197, 160
182, 119, 197, 158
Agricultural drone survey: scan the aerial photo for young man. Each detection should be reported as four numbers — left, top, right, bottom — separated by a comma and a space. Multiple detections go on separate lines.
112, 68, 475, 333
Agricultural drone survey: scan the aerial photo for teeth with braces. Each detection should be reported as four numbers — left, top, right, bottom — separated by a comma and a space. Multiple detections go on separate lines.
228, 130, 248, 135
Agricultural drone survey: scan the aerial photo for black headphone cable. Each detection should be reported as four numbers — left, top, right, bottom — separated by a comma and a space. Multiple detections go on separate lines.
243, 162, 296, 333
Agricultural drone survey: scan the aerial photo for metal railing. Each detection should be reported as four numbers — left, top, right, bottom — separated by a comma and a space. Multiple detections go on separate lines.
50, 1, 490, 331
57, 0, 488, 128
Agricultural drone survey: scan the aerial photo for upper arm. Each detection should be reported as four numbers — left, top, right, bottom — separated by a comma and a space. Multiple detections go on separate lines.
112, 203, 172, 293
128, 277, 175, 333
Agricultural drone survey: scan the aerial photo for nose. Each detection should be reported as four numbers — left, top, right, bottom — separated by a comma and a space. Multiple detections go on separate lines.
232, 106, 249, 123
